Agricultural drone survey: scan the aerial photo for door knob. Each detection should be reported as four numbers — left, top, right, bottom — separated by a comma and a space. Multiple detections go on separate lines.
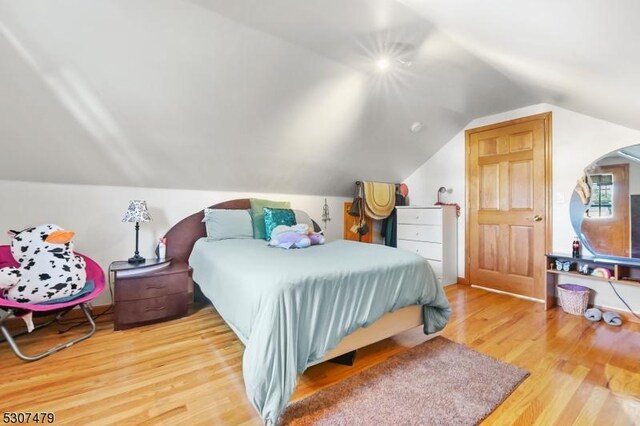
527, 215, 543, 222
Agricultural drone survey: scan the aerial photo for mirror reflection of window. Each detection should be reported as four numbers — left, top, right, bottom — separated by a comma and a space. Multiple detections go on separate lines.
586, 173, 614, 218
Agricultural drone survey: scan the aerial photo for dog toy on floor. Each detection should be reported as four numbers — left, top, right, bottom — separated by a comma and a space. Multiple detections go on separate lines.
603, 311, 623, 326
584, 307, 602, 322
583, 307, 623, 326
0, 224, 87, 305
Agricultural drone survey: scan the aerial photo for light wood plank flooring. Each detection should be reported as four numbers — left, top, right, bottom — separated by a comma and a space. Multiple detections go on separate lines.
1, 285, 639, 425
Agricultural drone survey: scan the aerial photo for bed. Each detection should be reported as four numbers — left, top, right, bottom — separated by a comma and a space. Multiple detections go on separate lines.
165, 199, 451, 425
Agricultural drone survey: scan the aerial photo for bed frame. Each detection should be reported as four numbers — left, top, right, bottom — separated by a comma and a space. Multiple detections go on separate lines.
164, 199, 427, 364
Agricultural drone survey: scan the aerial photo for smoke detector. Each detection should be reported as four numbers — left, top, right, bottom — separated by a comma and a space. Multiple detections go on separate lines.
410, 122, 424, 133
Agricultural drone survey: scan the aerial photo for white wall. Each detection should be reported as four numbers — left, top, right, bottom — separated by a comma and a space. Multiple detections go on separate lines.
405, 103, 640, 313
0, 180, 348, 305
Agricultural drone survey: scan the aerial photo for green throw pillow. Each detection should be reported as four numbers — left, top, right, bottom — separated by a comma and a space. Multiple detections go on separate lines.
263, 207, 296, 241
250, 198, 291, 239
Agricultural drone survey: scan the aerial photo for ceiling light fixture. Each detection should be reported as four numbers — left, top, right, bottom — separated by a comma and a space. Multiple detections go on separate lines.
376, 57, 391, 72
374, 42, 415, 73
397, 59, 413, 68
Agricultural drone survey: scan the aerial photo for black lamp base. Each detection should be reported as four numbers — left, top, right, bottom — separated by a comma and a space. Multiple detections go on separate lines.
128, 254, 146, 265
128, 221, 145, 265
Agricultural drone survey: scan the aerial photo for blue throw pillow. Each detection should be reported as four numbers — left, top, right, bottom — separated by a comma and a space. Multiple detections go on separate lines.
263, 207, 295, 241
202, 209, 253, 240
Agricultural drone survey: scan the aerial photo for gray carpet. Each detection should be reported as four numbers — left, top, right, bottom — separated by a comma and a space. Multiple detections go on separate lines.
280, 336, 528, 425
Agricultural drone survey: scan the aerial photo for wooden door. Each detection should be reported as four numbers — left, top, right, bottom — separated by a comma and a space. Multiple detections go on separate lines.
466, 113, 551, 303
581, 164, 630, 257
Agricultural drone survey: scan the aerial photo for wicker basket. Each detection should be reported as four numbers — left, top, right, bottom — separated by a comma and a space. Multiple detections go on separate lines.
557, 284, 590, 315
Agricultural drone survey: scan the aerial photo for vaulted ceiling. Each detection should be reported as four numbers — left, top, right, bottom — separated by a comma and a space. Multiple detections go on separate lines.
0, 1, 637, 196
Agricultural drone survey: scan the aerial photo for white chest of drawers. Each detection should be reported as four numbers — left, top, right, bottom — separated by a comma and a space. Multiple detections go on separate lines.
396, 206, 458, 286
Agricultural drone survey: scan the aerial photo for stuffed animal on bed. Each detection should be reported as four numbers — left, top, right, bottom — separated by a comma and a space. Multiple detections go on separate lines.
269, 224, 325, 249
0, 224, 87, 304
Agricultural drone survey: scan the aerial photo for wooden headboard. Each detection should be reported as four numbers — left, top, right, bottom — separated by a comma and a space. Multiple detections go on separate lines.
164, 199, 320, 264
164, 199, 251, 264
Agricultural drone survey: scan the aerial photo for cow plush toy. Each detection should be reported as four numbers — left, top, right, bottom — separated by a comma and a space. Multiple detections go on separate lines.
0, 224, 87, 304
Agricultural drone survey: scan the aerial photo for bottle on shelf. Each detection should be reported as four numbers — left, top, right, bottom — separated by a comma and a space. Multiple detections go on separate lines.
157, 237, 167, 260
572, 237, 581, 258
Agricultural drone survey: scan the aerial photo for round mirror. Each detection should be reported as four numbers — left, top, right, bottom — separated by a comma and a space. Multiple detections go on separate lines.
570, 144, 640, 259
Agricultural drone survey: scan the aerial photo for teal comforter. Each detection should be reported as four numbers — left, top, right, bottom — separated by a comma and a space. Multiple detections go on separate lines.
189, 238, 451, 424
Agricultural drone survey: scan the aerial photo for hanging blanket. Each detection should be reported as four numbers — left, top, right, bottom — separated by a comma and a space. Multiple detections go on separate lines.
363, 181, 396, 220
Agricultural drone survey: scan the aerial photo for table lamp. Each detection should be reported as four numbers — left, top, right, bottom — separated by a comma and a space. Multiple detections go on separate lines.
122, 200, 152, 264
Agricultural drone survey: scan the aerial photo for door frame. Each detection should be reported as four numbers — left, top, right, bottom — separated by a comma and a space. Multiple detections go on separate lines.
464, 112, 553, 297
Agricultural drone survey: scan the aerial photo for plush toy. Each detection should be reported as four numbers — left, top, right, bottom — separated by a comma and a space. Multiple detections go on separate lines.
0, 224, 87, 304
269, 224, 325, 249
591, 267, 612, 279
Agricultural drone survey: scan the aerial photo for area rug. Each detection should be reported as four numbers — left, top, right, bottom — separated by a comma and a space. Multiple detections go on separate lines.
279, 337, 528, 425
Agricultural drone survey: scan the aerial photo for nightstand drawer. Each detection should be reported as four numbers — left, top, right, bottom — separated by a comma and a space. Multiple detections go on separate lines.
114, 273, 188, 302
114, 293, 189, 330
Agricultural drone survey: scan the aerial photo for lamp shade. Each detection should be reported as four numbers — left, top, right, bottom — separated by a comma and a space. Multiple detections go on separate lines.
122, 200, 152, 223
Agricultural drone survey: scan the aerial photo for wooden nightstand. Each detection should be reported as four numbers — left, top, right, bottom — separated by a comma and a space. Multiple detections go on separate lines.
111, 258, 191, 330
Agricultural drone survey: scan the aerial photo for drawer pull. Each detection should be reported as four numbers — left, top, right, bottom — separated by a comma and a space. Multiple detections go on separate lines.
146, 285, 165, 290
144, 306, 166, 312
415, 216, 420, 220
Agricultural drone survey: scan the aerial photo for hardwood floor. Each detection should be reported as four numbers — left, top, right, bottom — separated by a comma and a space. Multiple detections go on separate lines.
1, 285, 639, 425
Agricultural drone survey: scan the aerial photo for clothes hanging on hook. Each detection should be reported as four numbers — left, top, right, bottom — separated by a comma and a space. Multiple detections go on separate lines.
381, 191, 407, 247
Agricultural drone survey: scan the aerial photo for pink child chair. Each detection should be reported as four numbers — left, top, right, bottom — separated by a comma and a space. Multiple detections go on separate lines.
0, 245, 105, 361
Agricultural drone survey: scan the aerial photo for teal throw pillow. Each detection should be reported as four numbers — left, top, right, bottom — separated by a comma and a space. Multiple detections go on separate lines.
263, 207, 295, 241
250, 198, 291, 239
